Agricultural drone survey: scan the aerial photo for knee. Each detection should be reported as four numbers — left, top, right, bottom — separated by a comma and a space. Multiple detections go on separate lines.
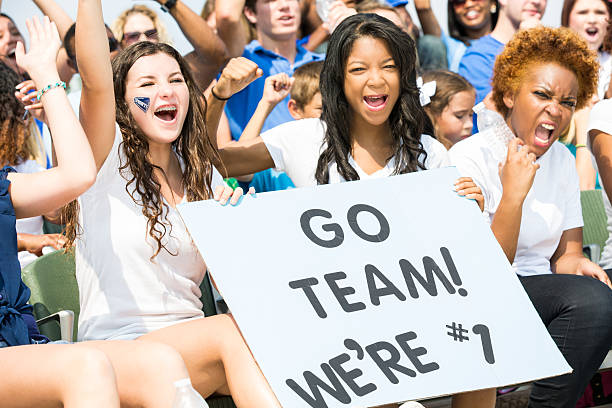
64, 348, 117, 392
571, 277, 612, 326
137, 341, 189, 378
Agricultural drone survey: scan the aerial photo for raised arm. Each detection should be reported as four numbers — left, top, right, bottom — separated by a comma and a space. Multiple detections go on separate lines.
9, 17, 96, 219
31, 0, 73, 38
155, 0, 228, 89
413, 0, 441, 37
215, 0, 248, 58
490, 138, 539, 263
76, 0, 116, 170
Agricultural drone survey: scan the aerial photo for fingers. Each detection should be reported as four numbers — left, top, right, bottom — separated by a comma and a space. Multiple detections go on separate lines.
217, 185, 234, 206
228, 187, 243, 206
247, 186, 257, 197
213, 185, 225, 201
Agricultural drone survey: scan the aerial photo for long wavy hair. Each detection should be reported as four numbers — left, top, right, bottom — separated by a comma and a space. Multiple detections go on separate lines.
64, 42, 221, 257
315, 13, 432, 185
0, 62, 45, 167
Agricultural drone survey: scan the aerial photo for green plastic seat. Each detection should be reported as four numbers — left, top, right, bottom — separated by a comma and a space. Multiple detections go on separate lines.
580, 190, 609, 263
21, 250, 79, 342
21, 251, 236, 406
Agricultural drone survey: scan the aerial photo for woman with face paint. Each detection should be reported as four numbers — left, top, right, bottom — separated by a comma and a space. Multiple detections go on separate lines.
449, 26, 612, 407
67, 0, 282, 406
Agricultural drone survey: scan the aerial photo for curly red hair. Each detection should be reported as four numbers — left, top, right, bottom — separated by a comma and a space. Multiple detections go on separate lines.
492, 26, 599, 117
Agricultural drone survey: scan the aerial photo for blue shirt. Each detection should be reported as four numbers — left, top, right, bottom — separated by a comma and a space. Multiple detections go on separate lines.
458, 35, 504, 105
0, 167, 44, 346
225, 40, 323, 141
458, 35, 504, 134
441, 32, 467, 73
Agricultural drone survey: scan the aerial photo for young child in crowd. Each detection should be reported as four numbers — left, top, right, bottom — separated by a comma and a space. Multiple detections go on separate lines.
288, 60, 324, 120
421, 70, 476, 149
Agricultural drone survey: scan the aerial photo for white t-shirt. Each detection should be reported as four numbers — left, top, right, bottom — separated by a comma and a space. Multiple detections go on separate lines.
261, 118, 450, 187
14, 160, 45, 269
598, 51, 612, 100
587, 99, 612, 268
449, 129, 583, 276
76, 130, 226, 341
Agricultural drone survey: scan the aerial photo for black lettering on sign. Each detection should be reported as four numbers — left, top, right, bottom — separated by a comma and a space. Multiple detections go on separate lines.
286, 364, 351, 408
346, 204, 390, 243
399, 248, 461, 298
365, 341, 417, 384
289, 278, 327, 318
395, 331, 440, 374
325, 272, 366, 313
365, 264, 407, 306
300, 209, 344, 248
329, 353, 377, 397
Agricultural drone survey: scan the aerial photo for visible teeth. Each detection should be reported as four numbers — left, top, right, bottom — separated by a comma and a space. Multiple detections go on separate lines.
541, 123, 554, 130
155, 106, 176, 113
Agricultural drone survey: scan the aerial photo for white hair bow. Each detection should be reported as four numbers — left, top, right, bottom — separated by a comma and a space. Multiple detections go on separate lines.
416, 77, 437, 106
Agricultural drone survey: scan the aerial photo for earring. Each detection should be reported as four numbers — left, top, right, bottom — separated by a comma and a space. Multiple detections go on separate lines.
490, 4, 497, 13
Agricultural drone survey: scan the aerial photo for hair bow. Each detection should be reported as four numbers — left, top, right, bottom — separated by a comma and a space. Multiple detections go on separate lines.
416, 77, 437, 106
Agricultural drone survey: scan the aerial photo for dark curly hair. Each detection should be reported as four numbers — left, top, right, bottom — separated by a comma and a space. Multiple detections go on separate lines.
315, 13, 433, 184
64, 42, 221, 258
0, 62, 36, 166
492, 26, 599, 117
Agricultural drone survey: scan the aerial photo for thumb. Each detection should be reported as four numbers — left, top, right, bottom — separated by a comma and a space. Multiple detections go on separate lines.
255, 68, 263, 79
14, 41, 25, 65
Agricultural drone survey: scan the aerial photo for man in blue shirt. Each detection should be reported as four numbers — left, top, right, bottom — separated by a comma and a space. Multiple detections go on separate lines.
459, 0, 547, 106
218, 0, 323, 141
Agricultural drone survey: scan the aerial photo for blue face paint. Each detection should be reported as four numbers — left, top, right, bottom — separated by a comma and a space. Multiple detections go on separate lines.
133, 97, 150, 113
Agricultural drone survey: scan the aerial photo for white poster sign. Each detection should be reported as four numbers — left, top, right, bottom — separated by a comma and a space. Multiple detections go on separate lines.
178, 167, 570, 408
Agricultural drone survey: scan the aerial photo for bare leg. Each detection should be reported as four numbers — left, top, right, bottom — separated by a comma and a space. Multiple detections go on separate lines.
452, 389, 496, 408
0, 343, 120, 408
80, 340, 191, 408
139, 314, 282, 408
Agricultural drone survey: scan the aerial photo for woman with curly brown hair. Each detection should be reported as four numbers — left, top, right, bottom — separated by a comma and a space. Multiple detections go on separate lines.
450, 26, 612, 407
70, 0, 281, 406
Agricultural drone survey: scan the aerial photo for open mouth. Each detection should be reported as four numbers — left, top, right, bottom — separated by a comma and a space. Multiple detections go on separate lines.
534, 123, 555, 147
586, 27, 599, 38
279, 15, 294, 23
154, 105, 177, 122
465, 10, 481, 20
6, 49, 15, 60
363, 95, 388, 111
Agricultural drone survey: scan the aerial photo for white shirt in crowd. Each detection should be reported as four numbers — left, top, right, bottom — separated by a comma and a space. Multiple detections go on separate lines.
449, 129, 583, 277
598, 51, 612, 100
14, 160, 45, 269
261, 118, 450, 187
76, 130, 226, 341
587, 99, 612, 269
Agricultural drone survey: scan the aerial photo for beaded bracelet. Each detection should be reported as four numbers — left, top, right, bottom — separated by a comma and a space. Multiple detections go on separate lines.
36, 81, 66, 101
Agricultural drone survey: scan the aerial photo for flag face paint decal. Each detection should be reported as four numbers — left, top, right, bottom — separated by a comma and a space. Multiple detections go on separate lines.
134, 97, 150, 113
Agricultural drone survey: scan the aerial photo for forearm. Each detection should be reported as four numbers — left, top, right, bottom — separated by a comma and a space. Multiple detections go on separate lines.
215, 0, 248, 58
490, 194, 524, 263
552, 253, 586, 275
167, 0, 228, 67
303, 26, 329, 52
242, 100, 274, 142
205, 89, 226, 151
575, 148, 596, 190
414, 1, 441, 36
76, 0, 112, 93
32, 0, 73, 38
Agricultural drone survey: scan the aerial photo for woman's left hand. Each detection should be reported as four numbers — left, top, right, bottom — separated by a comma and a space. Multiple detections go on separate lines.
213, 185, 256, 206
454, 177, 484, 212
576, 258, 612, 289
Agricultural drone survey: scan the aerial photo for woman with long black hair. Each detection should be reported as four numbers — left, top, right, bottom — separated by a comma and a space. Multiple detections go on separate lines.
210, 13, 494, 408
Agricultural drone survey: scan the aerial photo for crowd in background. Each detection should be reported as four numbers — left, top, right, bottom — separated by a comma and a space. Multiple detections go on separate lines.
0, 0, 612, 407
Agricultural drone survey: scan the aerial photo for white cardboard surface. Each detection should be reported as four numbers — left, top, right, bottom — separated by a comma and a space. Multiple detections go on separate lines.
178, 167, 570, 408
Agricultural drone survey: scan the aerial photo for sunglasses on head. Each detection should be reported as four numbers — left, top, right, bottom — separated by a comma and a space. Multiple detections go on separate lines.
122, 28, 159, 45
